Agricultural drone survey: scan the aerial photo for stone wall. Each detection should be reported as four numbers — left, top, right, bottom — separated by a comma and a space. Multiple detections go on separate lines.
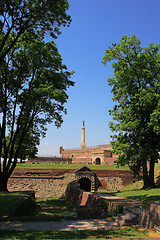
8, 168, 136, 198
28, 157, 72, 164
65, 181, 123, 218
95, 170, 136, 189
8, 169, 75, 198
141, 201, 160, 231
65, 181, 107, 218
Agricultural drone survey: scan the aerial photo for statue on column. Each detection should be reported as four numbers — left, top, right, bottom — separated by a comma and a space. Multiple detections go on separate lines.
80, 120, 87, 149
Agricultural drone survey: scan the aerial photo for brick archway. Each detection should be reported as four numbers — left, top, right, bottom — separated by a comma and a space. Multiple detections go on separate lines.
78, 177, 91, 192
76, 174, 95, 192
95, 157, 101, 165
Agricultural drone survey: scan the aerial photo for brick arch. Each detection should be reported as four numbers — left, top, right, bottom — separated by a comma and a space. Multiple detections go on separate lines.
92, 154, 104, 165
95, 157, 101, 165
76, 174, 95, 192
78, 177, 91, 191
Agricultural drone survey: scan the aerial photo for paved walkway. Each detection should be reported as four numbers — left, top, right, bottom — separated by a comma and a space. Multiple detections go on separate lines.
0, 195, 143, 231
0, 219, 118, 231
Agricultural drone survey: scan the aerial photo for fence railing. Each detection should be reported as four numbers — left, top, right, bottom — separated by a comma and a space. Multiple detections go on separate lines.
63, 145, 98, 151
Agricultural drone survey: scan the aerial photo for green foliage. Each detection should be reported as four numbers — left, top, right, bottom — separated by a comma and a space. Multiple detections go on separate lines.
0, 0, 74, 191
2, 131, 39, 161
0, 0, 71, 63
102, 35, 160, 188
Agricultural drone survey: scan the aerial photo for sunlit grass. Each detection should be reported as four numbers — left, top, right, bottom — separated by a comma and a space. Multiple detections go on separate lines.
99, 180, 160, 202
16, 163, 130, 170
0, 227, 150, 239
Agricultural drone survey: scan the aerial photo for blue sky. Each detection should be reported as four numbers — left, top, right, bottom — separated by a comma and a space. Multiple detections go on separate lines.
38, 0, 160, 156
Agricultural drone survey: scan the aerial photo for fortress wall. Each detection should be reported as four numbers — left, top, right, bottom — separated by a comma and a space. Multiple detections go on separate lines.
72, 157, 92, 164
103, 157, 117, 165
61, 144, 118, 165
8, 168, 136, 198
28, 157, 72, 164
62, 148, 97, 158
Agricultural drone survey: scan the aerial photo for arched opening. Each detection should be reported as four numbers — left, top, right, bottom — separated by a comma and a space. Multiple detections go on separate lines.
95, 157, 101, 165
78, 177, 91, 192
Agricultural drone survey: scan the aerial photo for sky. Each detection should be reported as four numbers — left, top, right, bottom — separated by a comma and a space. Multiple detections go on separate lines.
38, 0, 160, 157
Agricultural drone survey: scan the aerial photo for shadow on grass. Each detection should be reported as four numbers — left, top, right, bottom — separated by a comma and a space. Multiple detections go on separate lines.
98, 188, 160, 202
0, 228, 148, 239
0, 198, 76, 222
0, 191, 33, 217
36, 198, 75, 216
127, 195, 160, 202
156, 174, 160, 187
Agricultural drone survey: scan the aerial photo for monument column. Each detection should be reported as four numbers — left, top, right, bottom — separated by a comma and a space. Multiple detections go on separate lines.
80, 121, 87, 149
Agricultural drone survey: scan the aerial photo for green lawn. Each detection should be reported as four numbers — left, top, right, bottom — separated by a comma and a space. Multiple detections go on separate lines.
0, 191, 33, 217
16, 163, 130, 170
0, 193, 76, 221
0, 227, 151, 239
32, 198, 76, 220
99, 181, 160, 202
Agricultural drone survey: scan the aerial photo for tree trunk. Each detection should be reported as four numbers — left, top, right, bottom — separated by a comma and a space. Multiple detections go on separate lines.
0, 173, 8, 192
149, 158, 155, 188
142, 159, 149, 189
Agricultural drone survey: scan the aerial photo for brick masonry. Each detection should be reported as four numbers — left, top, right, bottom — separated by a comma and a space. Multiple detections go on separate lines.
66, 181, 160, 229
61, 144, 118, 165
28, 157, 72, 164
141, 201, 160, 230
8, 168, 136, 198
65, 181, 123, 218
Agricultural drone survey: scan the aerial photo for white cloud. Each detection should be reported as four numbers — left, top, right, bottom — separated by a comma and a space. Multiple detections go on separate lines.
44, 142, 50, 146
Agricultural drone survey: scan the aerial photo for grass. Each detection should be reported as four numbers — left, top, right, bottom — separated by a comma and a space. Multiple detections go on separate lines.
96, 163, 160, 202
0, 191, 32, 217
0, 227, 152, 239
16, 163, 130, 170
99, 180, 160, 202
32, 198, 76, 220
0, 194, 76, 221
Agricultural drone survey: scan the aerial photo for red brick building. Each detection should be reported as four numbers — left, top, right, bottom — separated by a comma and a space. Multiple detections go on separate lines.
60, 144, 117, 165
60, 121, 118, 165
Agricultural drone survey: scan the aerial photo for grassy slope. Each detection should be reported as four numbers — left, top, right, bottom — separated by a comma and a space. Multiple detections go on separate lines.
102, 183, 160, 202
99, 164, 160, 201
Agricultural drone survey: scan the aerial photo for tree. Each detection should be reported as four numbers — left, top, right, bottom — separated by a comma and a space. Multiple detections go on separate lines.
0, 1, 74, 191
3, 131, 40, 163
102, 35, 160, 188
0, 0, 71, 64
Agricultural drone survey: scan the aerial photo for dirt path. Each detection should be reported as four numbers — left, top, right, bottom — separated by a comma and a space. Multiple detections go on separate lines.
0, 219, 119, 231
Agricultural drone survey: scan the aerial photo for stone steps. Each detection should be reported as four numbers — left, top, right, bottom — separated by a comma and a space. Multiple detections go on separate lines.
112, 210, 139, 227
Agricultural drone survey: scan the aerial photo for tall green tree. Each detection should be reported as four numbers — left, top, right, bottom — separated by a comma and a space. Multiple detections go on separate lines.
3, 131, 40, 163
0, 1, 74, 191
0, 0, 71, 64
102, 35, 160, 188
